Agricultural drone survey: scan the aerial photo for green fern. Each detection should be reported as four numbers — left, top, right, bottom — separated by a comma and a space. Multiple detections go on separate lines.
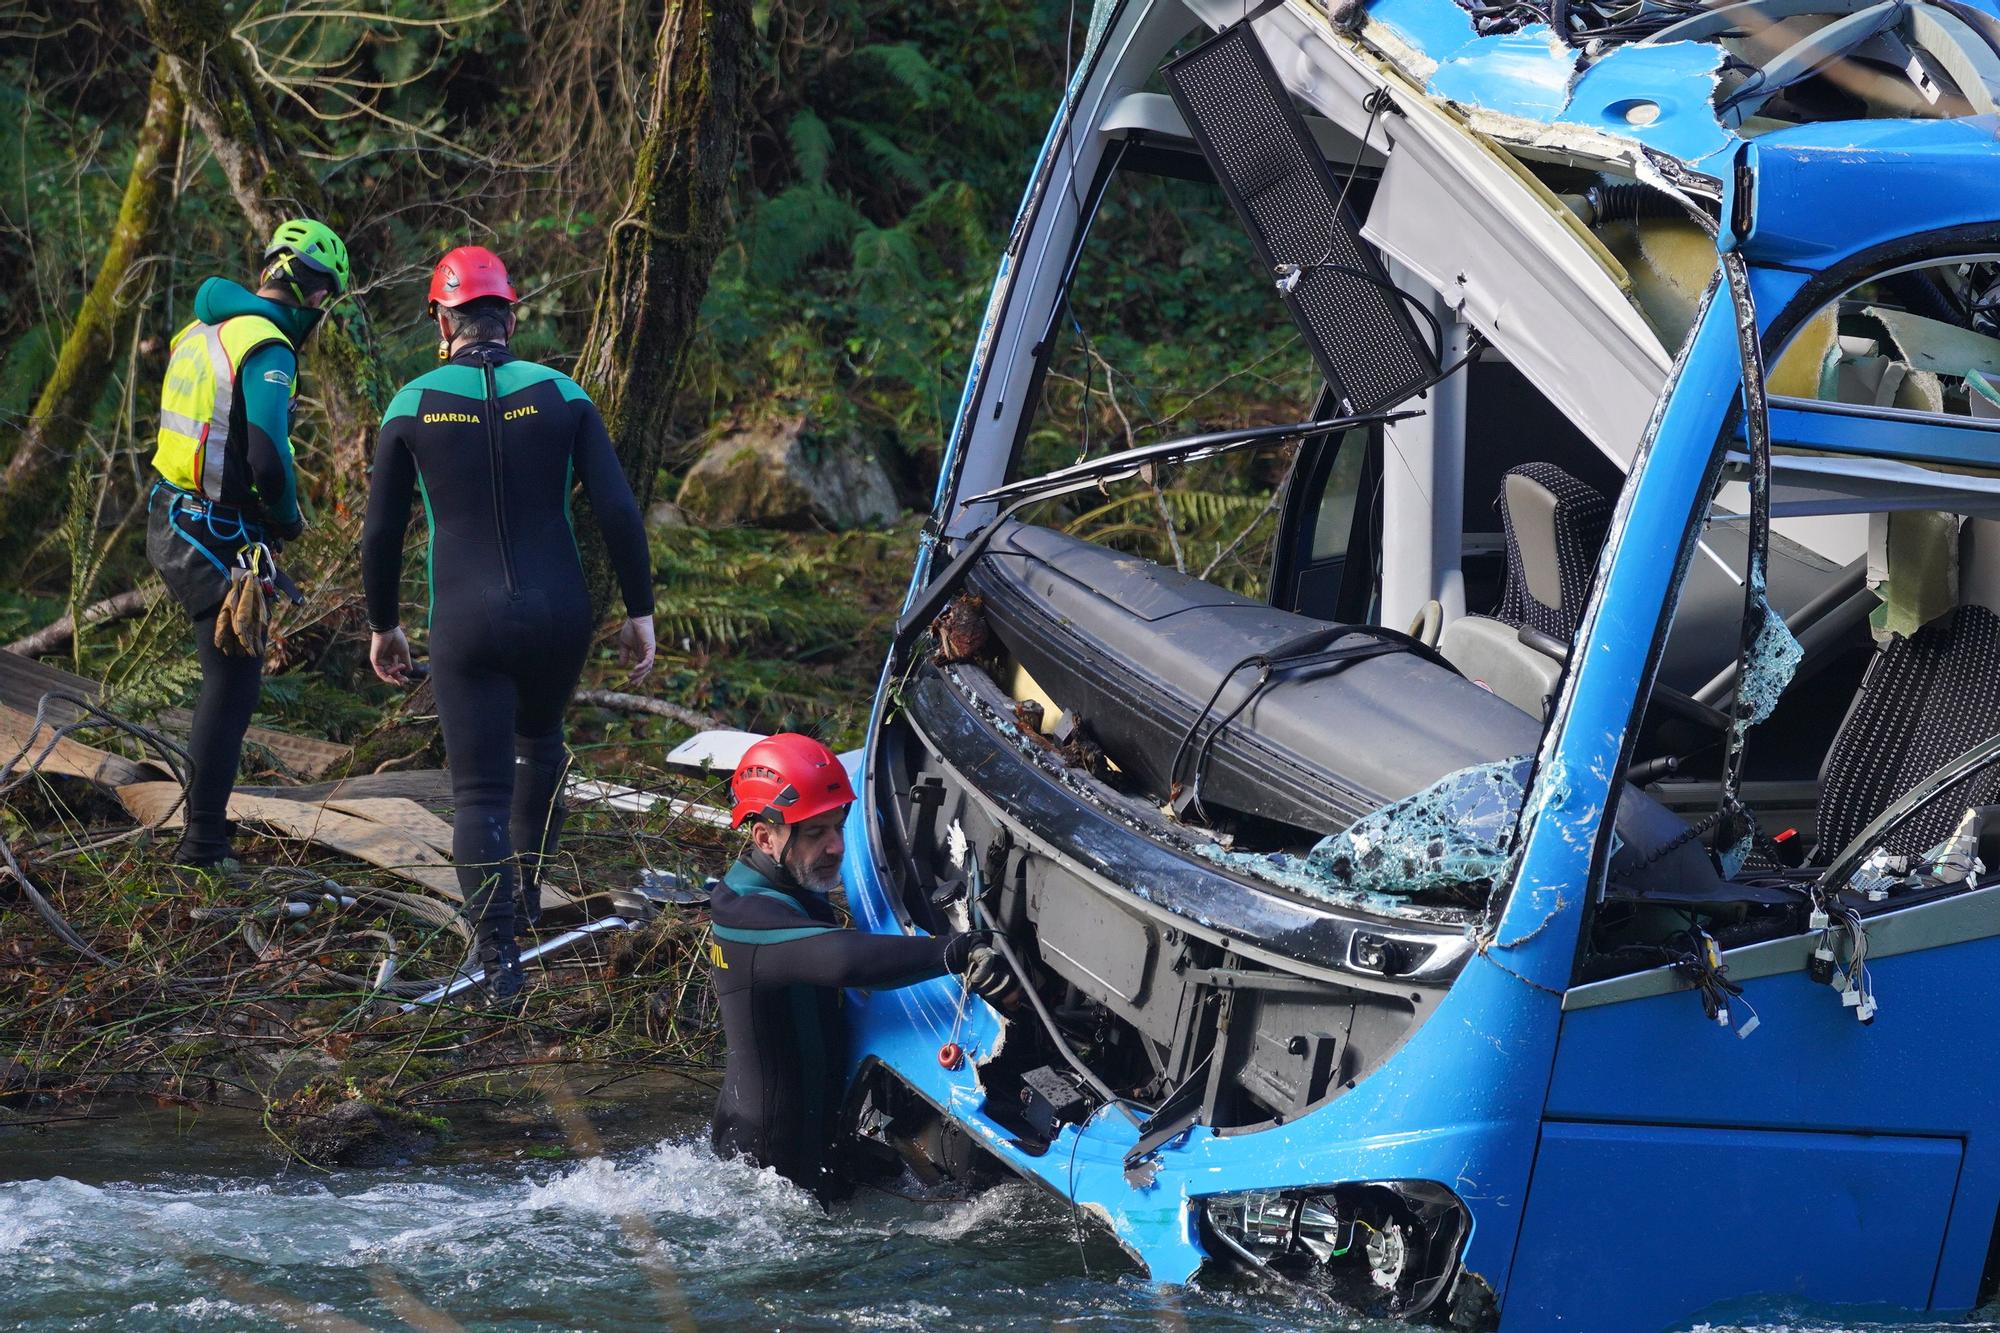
651, 529, 867, 653
836, 119, 929, 193
850, 226, 925, 299
787, 108, 833, 187
59, 447, 114, 671
101, 593, 198, 719
749, 184, 868, 283
852, 43, 955, 107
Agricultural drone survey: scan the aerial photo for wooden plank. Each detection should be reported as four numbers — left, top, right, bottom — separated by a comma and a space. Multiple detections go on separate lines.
156, 709, 352, 780
322, 797, 456, 854
319, 797, 577, 911
118, 782, 575, 912
0, 703, 160, 788
244, 768, 455, 808
0, 652, 99, 720
0, 648, 350, 780
118, 781, 463, 901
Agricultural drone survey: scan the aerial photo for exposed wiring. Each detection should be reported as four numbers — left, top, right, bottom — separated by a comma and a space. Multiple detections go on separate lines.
988, 932, 1142, 1126
1066, 1111, 1092, 1276
1665, 923, 1745, 1029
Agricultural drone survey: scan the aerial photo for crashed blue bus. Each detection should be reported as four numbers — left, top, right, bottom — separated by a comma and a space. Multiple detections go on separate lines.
818, 0, 2000, 1324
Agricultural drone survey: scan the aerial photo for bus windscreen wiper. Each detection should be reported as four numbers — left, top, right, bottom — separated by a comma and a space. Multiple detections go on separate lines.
892, 408, 1419, 652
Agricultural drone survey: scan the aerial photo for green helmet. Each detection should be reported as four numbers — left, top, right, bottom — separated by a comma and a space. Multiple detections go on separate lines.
262, 218, 351, 296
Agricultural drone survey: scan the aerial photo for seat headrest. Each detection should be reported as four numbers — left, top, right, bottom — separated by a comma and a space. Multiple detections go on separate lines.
1497, 462, 1612, 643
1959, 516, 2000, 614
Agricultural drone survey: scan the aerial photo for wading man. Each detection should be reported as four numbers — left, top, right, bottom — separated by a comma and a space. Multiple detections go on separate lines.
711, 733, 1014, 1195
146, 219, 348, 870
360, 245, 656, 1000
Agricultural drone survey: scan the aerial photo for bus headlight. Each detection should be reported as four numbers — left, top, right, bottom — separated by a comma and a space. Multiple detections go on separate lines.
1200, 1181, 1481, 1322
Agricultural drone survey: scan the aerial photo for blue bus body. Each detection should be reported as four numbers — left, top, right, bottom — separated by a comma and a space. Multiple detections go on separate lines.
825, 0, 2000, 1325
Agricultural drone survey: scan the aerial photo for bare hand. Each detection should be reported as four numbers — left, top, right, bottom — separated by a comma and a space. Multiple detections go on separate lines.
370, 627, 414, 685
619, 614, 656, 684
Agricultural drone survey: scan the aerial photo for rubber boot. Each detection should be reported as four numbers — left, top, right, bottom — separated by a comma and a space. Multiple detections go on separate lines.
463, 854, 525, 1008
510, 734, 568, 938
475, 928, 525, 1008
171, 818, 240, 876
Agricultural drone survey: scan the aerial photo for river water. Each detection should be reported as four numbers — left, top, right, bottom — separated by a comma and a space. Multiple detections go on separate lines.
3, 1091, 1996, 1332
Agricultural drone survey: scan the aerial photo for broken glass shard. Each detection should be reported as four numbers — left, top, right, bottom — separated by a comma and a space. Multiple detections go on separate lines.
1207, 756, 1533, 909
1733, 593, 1803, 736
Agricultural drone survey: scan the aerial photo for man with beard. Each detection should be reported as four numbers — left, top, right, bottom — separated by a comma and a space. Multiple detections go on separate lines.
709, 733, 1013, 1194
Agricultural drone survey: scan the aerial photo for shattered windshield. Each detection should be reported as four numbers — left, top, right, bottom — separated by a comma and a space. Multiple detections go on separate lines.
1204, 758, 1533, 915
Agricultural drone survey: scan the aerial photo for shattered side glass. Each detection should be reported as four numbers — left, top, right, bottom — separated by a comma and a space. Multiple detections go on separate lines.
1714, 593, 1802, 875
1083, 0, 1118, 66
1206, 757, 1533, 911
1733, 592, 1803, 736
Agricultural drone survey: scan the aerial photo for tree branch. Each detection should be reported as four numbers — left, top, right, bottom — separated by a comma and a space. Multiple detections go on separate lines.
0, 56, 181, 542
6, 587, 165, 658
573, 690, 723, 731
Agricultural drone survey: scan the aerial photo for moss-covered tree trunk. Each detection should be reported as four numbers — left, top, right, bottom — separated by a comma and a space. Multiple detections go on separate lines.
0, 57, 181, 532
136, 0, 392, 511
574, 0, 752, 607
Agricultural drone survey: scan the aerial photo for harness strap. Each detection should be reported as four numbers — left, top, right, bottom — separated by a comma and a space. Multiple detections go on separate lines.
151, 479, 262, 576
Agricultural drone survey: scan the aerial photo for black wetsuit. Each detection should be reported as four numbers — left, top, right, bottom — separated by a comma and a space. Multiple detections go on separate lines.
360, 343, 654, 940
709, 853, 954, 1193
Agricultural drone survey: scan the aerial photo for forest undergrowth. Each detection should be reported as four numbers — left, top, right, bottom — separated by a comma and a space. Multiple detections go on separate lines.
0, 513, 920, 1163
0, 0, 1310, 1161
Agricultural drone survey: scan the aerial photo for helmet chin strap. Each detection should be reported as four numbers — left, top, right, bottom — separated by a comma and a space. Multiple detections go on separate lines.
777, 826, 820, 890
747, 823, 834, 895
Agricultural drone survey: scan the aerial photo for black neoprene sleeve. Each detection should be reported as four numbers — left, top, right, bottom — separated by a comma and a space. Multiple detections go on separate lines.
751, 930, 952, 990
359, 426, 417, 631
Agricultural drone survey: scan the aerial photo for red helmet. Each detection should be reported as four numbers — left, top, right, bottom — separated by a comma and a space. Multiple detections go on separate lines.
428, 245, 517, 310
729, 733, 855, 828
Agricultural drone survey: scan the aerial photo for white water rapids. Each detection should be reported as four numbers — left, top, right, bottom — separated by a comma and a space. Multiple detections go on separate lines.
3, 1102, 1997, 1331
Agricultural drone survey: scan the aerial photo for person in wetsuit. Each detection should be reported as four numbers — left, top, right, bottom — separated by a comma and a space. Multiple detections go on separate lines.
146, 218, 349, 869
360, 245, 657, 999
710, 733, 1015, 1195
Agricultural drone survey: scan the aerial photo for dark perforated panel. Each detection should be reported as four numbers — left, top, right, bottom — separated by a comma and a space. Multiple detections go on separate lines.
1164, 25, 1437, 413
1817, 604, 2000, 859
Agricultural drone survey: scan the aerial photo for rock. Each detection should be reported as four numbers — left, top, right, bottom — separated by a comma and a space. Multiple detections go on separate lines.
287, 1096, 443, 1168
647, 499, 692, 528
677, 416, 900, 530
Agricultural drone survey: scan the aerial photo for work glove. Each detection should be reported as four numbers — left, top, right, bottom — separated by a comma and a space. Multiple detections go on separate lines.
944, 930, 1021, 1006
213, 568, 270, 658
942, 929, 989, 972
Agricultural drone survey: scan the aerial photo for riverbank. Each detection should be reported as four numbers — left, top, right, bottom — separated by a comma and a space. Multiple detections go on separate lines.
1, 519, 920, 1163
0, 815, 729, 1166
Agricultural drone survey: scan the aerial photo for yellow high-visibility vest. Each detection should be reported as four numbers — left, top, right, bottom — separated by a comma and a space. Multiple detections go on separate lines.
150, 315, 296, 501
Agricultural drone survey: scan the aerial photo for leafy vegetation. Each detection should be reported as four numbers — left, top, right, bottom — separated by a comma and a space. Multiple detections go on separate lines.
0, 0, 1319, 1136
